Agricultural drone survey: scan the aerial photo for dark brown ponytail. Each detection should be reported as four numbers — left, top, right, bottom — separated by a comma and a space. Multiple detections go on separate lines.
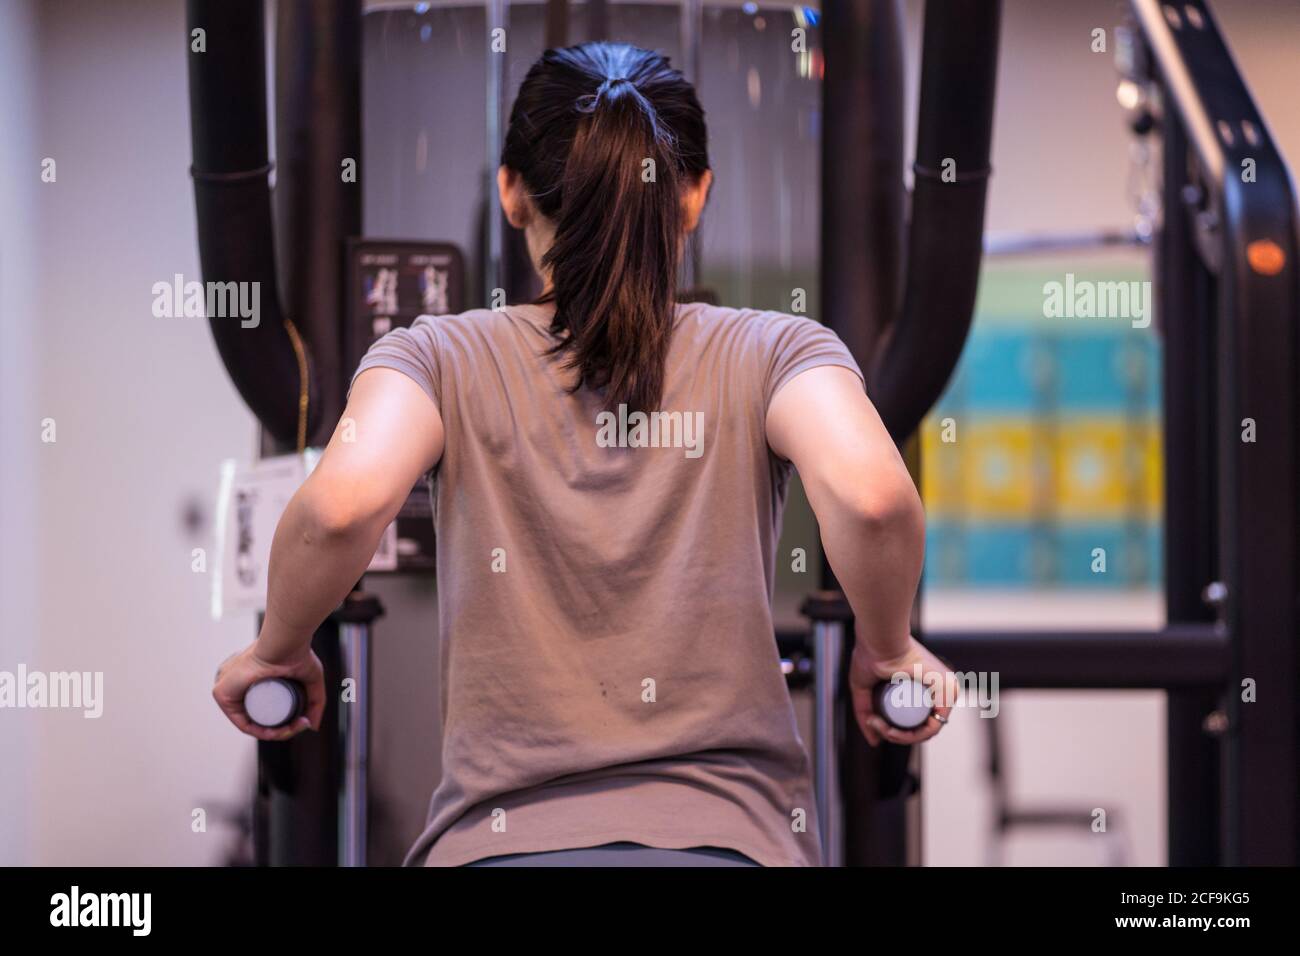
501, 43, 710, 412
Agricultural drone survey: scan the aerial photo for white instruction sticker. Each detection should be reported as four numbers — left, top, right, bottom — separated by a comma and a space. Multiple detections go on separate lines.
211, 451, 320, 620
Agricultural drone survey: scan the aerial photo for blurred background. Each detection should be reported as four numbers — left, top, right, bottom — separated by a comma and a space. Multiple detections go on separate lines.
2, 0, 1297, 866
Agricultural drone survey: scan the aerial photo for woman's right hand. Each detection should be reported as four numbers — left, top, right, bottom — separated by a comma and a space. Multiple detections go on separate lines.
848, 633, 957, 747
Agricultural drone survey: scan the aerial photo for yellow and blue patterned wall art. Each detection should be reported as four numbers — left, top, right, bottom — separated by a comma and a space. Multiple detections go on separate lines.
921, 259, 1162, 588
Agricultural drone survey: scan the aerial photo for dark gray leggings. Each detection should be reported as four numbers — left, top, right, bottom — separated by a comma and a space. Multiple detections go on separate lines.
464, 841, 761, 867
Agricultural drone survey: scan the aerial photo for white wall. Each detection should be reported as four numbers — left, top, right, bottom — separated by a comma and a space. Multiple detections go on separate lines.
19, 0, 260, 865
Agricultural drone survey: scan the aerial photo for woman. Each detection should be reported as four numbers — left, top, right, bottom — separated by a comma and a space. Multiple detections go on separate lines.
213, 41, 953, 867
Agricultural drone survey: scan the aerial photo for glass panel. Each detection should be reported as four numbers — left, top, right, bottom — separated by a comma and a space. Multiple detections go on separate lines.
698, 4, 821, 312
363, 3, 490, 298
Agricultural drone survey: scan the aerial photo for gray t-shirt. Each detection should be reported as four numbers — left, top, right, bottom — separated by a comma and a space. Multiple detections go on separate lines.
352, 300, 862, 867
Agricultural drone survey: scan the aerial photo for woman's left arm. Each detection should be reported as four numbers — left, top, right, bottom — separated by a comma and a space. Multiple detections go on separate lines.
213, 368, 444, 739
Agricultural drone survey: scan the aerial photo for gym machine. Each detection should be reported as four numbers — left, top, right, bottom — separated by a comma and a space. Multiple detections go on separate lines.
187, 0, 1299, 867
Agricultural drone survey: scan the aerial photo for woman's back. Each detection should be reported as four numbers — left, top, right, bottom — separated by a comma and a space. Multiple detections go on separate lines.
356, 299, 860, 866
214, 40, 939, 871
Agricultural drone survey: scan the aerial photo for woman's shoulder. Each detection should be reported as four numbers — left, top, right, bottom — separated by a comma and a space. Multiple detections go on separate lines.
413, 303, 832, 355
406, 305, 554, 344
675, 302, 831, 348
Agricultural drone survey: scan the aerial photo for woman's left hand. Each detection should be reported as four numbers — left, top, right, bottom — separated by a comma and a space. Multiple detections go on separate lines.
212, 642, 325, 741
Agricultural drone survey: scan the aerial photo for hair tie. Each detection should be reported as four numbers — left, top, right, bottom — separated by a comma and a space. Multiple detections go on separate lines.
597, 76, 634, 98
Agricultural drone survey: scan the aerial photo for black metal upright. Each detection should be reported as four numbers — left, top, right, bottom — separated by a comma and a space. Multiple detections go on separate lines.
1133, 0, 1300, 867
1156, 107, 1222, 866
255, 626, 344, 866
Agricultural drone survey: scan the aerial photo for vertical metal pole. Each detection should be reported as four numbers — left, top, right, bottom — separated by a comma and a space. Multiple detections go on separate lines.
812, 620, 845, 867
1156, 108, 1221, 866
257, 622, 343, 866
338, 622, 369, 867
1217, 186, 1300, 867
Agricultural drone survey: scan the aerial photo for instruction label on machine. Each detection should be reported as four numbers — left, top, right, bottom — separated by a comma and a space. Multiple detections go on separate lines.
211, 452, 320, 620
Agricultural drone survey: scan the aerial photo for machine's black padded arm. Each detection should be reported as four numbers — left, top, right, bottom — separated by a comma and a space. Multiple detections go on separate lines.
867, 0, 1002, 444
821, 0, 907, 376
186, 0, 317, 449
